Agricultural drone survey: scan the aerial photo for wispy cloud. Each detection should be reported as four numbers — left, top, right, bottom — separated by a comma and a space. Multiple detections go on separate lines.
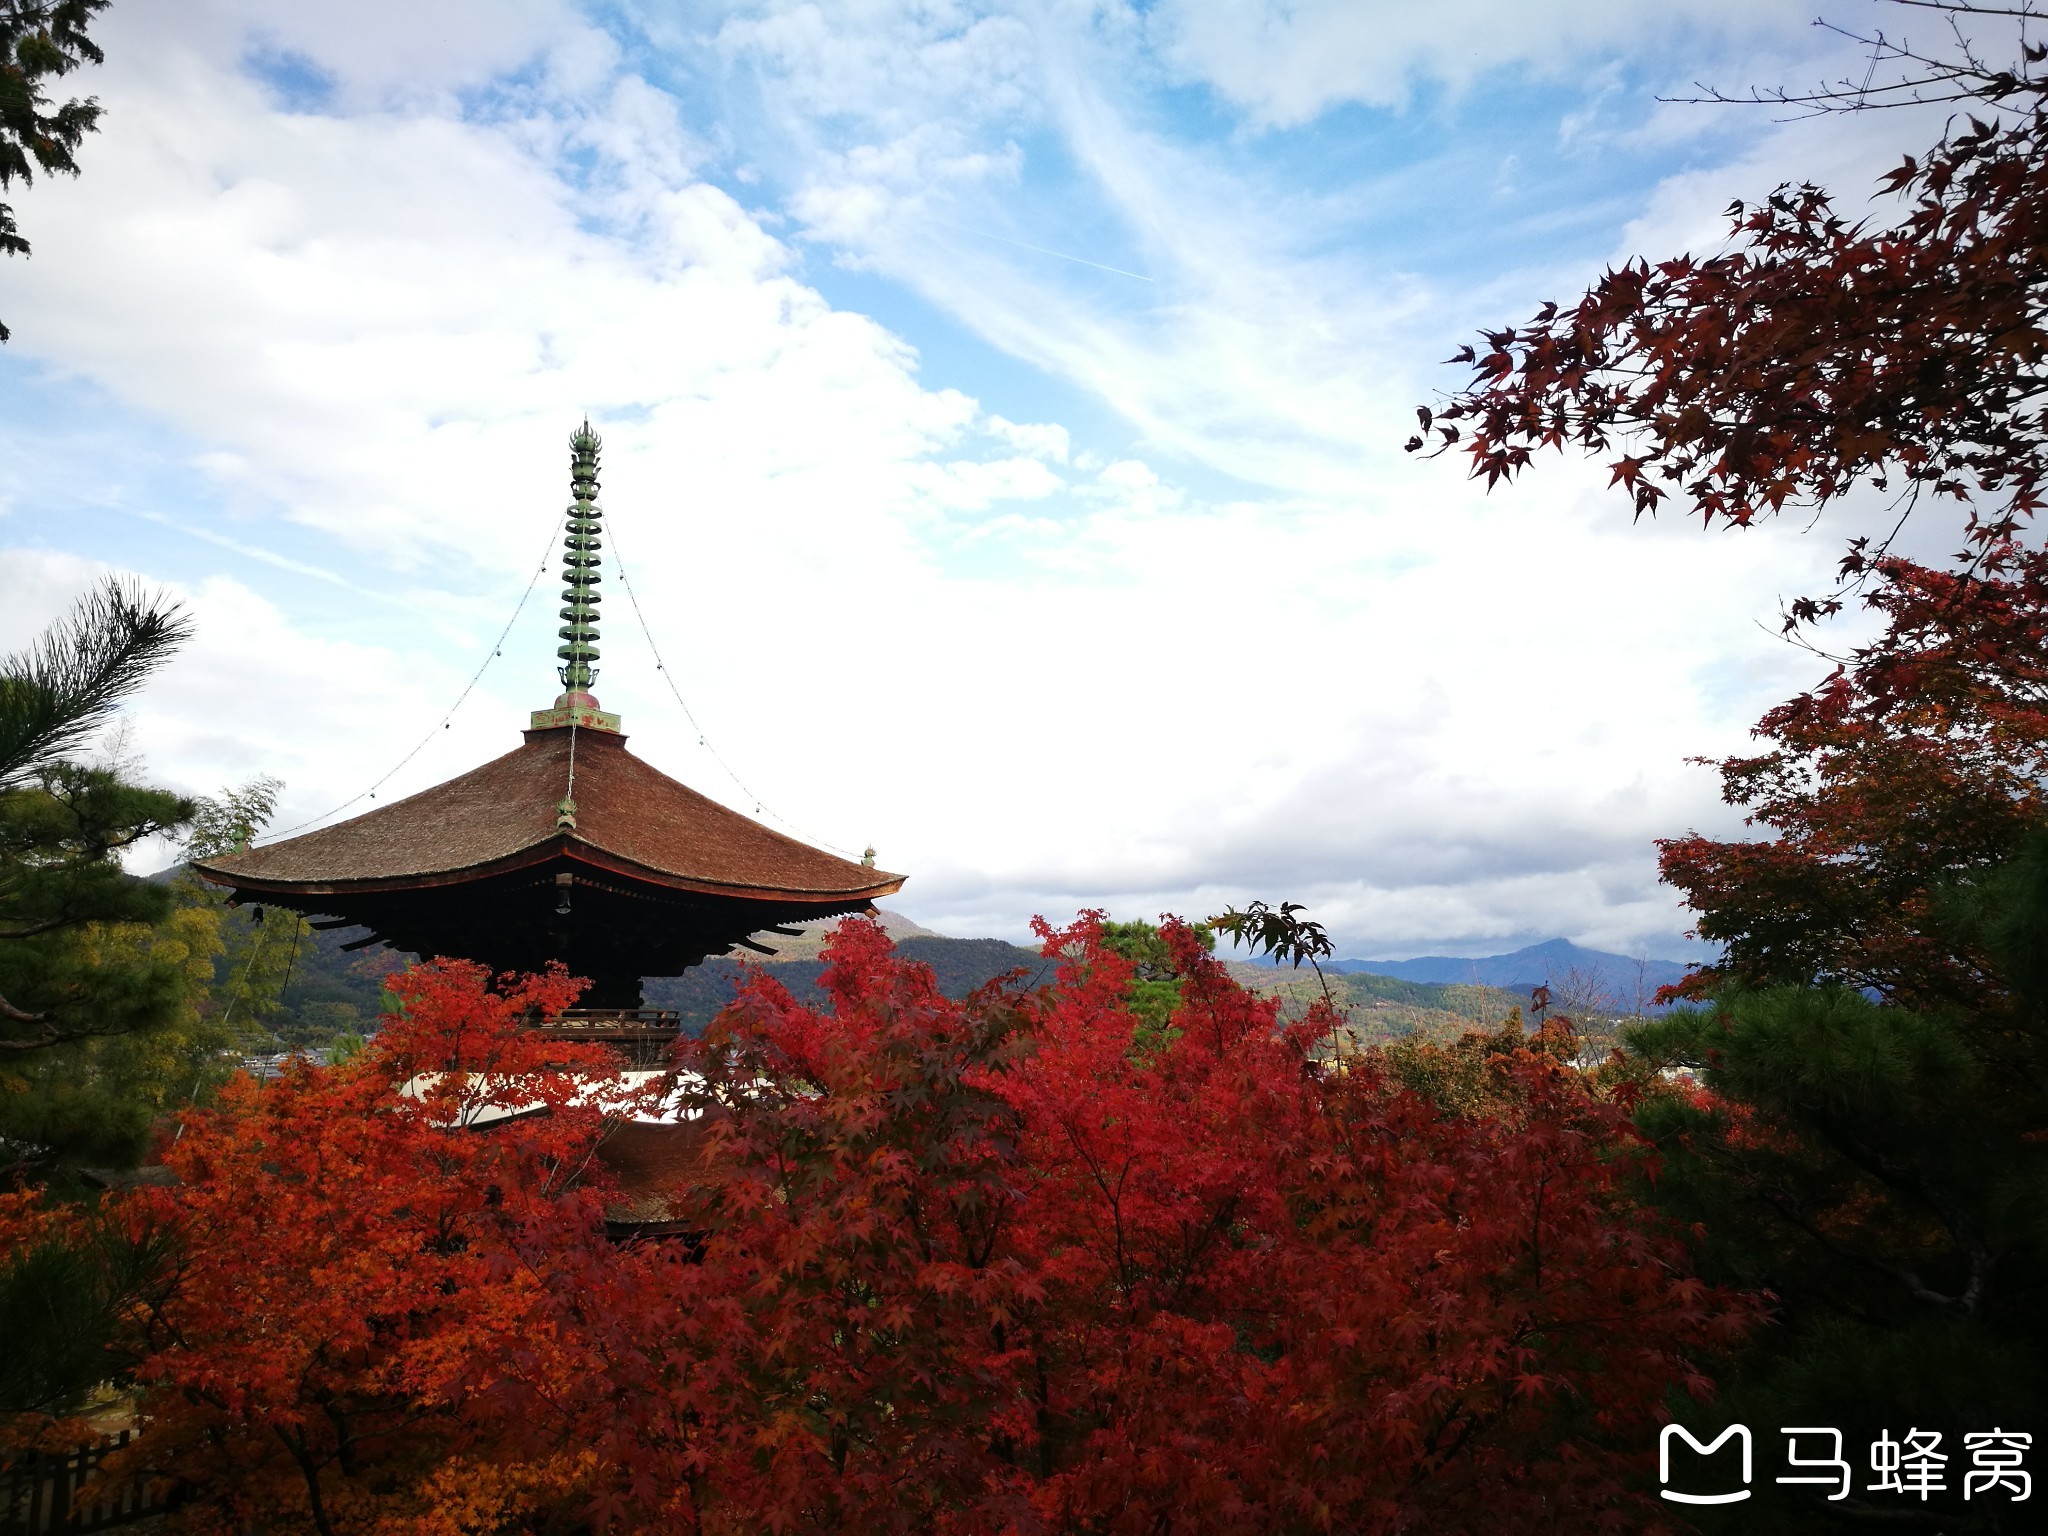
125, 508, 405, 603
0, 0, 1924, 957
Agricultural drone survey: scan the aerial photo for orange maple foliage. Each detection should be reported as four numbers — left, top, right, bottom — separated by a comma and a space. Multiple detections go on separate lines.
5, 924, 1752, 1534
102, 962, 635, 1534
1657, 545, 2048, 1008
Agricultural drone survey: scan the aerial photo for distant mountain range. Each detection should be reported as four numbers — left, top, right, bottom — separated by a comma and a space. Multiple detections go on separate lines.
1325, 938, 1699, 1009
172, 882, 1697, 1043
646, 936, 1053, 1030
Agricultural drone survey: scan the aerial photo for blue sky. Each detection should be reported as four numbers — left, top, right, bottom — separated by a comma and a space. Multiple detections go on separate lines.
0, 0, 1961, 958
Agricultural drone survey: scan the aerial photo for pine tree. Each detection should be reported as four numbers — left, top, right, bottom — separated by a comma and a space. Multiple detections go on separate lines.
0, 577, 206, 1174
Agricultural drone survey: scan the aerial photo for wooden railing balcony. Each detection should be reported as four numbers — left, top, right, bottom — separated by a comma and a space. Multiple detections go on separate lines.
527, 1009, 683, 1043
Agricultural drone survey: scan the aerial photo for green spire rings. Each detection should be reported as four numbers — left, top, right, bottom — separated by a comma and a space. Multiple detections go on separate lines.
557, 422, 603, 693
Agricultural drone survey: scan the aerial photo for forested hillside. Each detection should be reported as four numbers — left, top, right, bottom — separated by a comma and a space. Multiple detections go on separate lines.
645, 936, 1062, 1029
261, 925, 1530, 1044
1225, 963, 1526, 1044
242, 915, 1532, 1046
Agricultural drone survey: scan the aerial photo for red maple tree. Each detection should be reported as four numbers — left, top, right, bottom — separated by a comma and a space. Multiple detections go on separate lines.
1654, 542, 2048, 1007
1406, 17, 2048, 1013
1410, 97, 2048, 586
5, 923, 1751, 1534
542, 917, 1748, 1532
97, 961, 635, 1533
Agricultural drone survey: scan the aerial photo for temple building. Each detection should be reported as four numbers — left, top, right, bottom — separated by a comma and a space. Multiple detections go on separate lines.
194, 423, 904, 1030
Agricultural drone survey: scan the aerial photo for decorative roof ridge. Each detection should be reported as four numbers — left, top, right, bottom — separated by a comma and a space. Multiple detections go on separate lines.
521, 722, 628, 744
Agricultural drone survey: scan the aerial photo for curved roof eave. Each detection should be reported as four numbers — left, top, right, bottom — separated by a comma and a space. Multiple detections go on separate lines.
192, 836, 907, 906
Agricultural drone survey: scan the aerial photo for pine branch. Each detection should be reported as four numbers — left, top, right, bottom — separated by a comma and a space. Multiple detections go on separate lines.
0, 576, 194, 785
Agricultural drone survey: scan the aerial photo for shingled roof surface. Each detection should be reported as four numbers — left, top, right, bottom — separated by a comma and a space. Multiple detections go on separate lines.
195, 727, 901, 901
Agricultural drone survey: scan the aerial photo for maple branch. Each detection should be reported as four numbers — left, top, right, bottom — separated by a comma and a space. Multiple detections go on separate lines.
273, 1424, 340, 1536
1754, 1180, 1981, 1311
1162, 1194, 1240, 1313
1669, 9, 2048, 116
553, 1117, 613, 1199
1886, 0, 2047, 21
1413, 1398, 1508, 1487
1802, 1111, 1992, 1310
1050, 1102, 1136, 1292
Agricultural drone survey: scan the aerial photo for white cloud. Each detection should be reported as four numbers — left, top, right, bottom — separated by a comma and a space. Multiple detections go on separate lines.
3, 6, 1008, 598
1149, 0, 1818, 127
0, 0, 1916, 963
983, 414, 1069, 462
911, 454, 1064, 511
0, 549, 481, 830
713, 2, 1037, 130
223, 0, 589, 103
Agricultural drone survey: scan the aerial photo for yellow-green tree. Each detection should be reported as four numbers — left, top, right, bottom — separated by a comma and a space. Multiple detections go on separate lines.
0, 578, 209, 1174
174, 775, 319, 1056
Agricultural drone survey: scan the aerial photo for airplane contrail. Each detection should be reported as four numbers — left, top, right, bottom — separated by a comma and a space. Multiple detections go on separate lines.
927, 218, 1153, 282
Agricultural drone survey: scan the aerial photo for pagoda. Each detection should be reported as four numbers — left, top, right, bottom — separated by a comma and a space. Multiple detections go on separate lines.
194, 424, 904, 1021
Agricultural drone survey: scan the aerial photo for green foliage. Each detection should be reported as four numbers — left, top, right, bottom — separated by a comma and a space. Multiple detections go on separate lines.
1938, 825, 2048, 1012
0, 889, 227, 1170
1630, 986, 1975, 1131
1243, 966, 1524, 1044
193, 890, 311, 1047
0, 1196, 174, 1417
0, 576, 201, 1081
1098, 916, 1215, 967
1374, 1008, 1584, 1115
1378, 1012, 1522, 1113
1338, 969, 1503, 1014
1619, 855, 2048, 1531
0, 764, 198, 1054
1098, 916, 1212, 1039
1209, 898, 1330, 970
182, 774, 280, 861
0, 578, 191, 787
284, 999, 370, 1054
168, 775, 370, 1057
0, 0, 109, 340
1210, 898, 1339, 1020
323, 1030, 365, 1067
0, 580, 223, 1173
2, 760, 190, 925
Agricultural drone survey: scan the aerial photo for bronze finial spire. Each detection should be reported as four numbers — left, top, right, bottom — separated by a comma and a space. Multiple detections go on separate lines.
530, 420, 622, 733
558, 420, 602, 692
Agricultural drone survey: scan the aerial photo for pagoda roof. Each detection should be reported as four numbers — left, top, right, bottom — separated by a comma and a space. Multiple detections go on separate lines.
195, 725, 903, 906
